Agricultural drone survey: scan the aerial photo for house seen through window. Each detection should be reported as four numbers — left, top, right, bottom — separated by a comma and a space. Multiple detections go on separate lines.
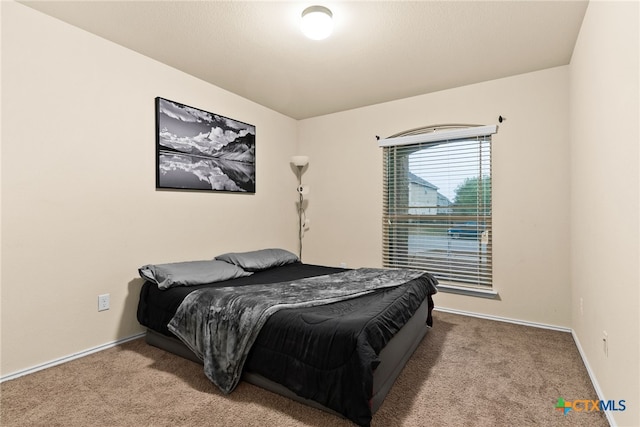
381, 126, 495, 289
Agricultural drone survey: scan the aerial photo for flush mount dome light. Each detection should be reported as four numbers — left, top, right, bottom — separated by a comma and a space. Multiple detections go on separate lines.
301, 5, 333, 40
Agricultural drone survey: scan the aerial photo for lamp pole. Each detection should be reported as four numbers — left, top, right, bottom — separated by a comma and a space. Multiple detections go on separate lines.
291, 155, 309, 260
297, 168, 304, 259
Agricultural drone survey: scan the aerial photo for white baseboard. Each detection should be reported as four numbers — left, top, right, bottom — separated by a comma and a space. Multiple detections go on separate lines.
433, 306, 572, 332
0, 332, 146, 383
571, 330, 615, 427
434, 307, 613, 426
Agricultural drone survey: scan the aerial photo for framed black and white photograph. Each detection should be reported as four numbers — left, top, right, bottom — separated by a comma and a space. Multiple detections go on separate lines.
155, 97, 256, 193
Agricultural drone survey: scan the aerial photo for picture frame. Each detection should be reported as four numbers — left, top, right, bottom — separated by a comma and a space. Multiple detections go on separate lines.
155, 97, 256, 193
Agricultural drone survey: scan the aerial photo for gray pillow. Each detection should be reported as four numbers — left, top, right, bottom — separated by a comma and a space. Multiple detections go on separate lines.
139, 259, 252, 290
215, 248, 299, 272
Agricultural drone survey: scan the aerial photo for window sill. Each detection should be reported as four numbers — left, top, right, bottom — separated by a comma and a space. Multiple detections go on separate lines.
436, 283, 499, 299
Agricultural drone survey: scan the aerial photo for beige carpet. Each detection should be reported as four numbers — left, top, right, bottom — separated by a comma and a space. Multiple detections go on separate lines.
1, 311, 608, 426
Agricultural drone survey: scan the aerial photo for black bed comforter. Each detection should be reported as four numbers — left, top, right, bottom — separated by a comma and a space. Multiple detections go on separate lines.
137, 263, 437, 426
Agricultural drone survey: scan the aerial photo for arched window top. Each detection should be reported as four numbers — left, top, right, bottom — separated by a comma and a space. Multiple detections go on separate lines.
379, 124, 497, 148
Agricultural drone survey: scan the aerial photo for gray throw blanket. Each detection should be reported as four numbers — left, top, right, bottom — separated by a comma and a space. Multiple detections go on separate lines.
167, 267, 425, 393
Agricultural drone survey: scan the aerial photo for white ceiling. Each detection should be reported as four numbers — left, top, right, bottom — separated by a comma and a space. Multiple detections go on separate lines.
20, 1, 588, 120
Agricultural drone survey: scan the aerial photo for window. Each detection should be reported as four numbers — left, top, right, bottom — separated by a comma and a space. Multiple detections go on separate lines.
380, 125, 497, 290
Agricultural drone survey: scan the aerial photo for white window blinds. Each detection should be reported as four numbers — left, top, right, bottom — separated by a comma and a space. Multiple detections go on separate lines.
380, 125, 497, 288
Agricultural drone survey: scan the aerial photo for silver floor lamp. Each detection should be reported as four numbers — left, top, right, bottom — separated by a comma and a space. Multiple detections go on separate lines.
291, 155, 309, 259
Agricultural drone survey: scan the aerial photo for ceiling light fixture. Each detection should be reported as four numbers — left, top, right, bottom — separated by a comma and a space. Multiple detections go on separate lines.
301, 5, 333, 40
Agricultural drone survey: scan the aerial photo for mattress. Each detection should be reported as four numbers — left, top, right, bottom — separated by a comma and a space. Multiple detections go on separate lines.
137, 262, 436, 426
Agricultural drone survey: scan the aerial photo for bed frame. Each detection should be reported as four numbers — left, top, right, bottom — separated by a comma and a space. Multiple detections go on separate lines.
145, 297, 431, 417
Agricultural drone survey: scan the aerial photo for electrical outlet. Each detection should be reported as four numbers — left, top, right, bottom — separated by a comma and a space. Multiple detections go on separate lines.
602, 331, 608, 357
98, 294, 110, 312
340, 262, 347, 268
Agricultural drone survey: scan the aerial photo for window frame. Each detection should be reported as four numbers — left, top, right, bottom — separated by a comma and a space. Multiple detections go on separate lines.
379, 125, 498, 296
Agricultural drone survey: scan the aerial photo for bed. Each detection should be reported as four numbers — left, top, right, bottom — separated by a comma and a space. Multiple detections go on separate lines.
136, 249, 438, 427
